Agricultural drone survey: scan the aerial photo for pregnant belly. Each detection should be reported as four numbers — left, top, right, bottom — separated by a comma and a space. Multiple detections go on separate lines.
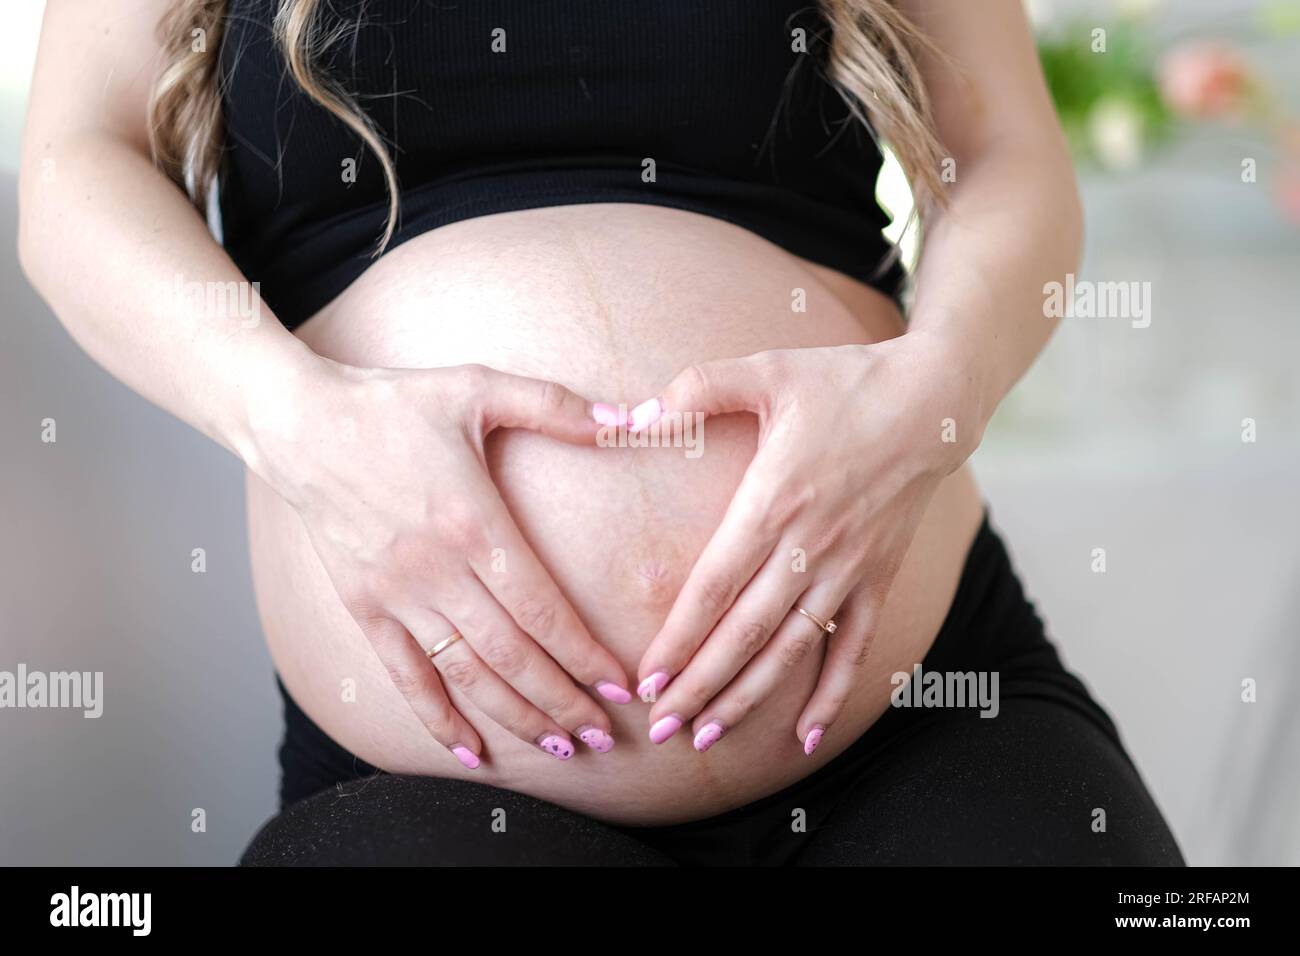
246, 204, 983, 825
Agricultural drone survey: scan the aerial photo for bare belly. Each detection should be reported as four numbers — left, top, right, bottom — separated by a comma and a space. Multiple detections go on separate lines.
246, 204, 983, 825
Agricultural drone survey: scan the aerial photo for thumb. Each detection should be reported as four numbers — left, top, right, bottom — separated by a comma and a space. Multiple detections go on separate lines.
629, 355, 772, 433
475, 367, 603, 445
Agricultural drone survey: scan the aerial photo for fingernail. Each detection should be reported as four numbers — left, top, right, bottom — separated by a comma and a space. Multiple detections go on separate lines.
579, 727, 615, 753
638, 671, 670, 703
649, 714, 683, 744
693, 721, 725, 753
804, 725, 825, 757
595, 681, 633, 704
592, 402, 626, 428
538, 735, 575, 760
451, 745, 480, 770
628, 397, 663, 432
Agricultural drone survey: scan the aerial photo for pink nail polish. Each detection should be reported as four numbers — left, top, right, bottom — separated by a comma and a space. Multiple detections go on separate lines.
595, 681, 633, 704
804, 725, 824, 757
693, 721, 725, 753
539, 735, 574, 760
649, 714, 683, 744
579, 727, 615, 753
637, 671, 670, 703
628, 397, 663, 432
592, 402, 625, 428
451, 745, 480, 770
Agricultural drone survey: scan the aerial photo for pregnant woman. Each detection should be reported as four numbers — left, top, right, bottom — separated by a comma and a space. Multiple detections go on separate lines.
19, 0, 1183, 865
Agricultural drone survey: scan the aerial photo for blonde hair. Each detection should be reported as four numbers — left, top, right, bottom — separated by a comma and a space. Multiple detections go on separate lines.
149, 0, 945, 256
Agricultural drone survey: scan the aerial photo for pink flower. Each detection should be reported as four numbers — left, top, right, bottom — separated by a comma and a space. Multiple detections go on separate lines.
1159, 43, 1252, 119
1279, 121, 1300, 159
1277, 164, 1300, 225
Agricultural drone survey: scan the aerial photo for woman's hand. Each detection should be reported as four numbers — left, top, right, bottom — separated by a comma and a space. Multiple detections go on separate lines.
252, 359, 633, 768
630, 333, 988, 754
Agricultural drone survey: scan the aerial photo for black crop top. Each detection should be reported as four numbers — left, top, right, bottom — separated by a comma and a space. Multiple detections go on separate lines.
218, 0, 905, 330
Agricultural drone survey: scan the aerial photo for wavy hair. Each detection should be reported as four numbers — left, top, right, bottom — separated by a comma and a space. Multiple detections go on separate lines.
149, 0, 947, 255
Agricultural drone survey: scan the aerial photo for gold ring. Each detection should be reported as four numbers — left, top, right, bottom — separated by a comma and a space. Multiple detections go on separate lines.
795, 606, 838, 635
427, 632, 463, 658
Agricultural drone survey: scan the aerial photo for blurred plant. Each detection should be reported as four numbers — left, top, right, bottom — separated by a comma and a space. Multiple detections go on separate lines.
1037, 16, 1172, 170
1033, 0, 1300, 222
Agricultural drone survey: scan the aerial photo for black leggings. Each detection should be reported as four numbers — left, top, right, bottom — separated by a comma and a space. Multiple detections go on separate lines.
242, 515, 1185, 866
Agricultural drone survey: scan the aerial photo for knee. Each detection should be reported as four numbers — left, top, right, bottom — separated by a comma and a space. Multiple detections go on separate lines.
799, 702, 1184, 866
241, 774, 672, 866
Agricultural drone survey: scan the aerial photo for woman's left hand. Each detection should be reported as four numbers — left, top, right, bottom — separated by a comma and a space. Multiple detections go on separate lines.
630, 333, 987, 755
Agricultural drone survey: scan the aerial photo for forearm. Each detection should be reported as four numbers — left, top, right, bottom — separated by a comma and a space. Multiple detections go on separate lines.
17, 131, 323, 477
903, 142, 1084, 436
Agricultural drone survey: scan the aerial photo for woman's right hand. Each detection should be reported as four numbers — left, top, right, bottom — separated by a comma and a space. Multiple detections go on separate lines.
250, 359, 632, 768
